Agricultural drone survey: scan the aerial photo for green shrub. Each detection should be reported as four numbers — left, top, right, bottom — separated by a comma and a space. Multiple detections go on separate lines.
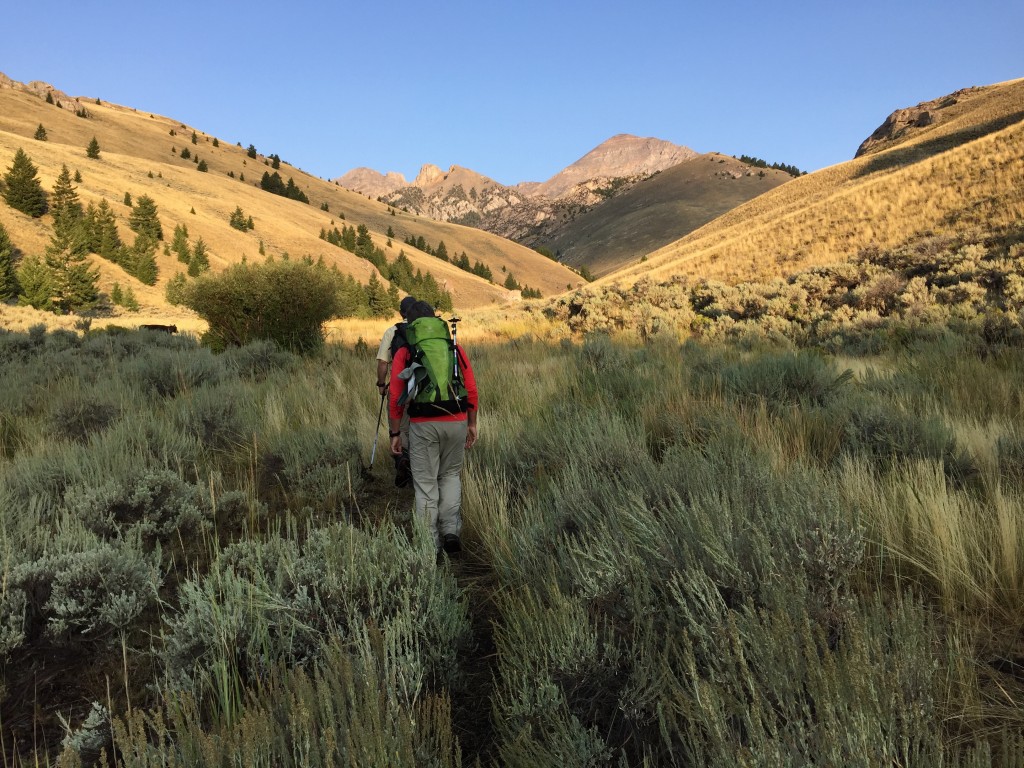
162, 523, 470, 703
184, 259, 340, 352
60, 468, 213, 544
47, 395, 120, 444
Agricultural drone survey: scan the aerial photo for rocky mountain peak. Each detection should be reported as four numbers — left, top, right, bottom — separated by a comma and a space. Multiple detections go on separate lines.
530, 134, 698, 199
414, 163, 445, 186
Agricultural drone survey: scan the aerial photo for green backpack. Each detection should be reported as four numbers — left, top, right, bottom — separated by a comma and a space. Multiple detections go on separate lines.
399, 316, 469, 417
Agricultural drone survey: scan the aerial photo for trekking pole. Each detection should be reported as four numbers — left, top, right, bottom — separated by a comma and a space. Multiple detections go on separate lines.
449, 315, 461, 382
369, 388, 386, 466
369, 361, 389, 466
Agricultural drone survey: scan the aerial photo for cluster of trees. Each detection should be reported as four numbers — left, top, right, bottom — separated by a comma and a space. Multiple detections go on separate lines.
0, 148, 180, 313
403, 231, 494, 282
736, 154, 804, 177
229, 206, 255, 232
169, 224, 210, 277
320, 222, 452, 312
260, 171, 309, 204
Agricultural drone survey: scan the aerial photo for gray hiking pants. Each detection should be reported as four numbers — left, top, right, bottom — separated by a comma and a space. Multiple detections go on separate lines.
409, 419, 466, 550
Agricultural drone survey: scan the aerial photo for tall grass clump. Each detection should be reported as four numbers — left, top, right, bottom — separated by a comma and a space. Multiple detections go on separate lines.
462, 332, 1024, 765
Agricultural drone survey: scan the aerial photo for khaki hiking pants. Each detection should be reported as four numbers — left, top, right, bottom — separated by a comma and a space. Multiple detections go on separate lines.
409, 419, 467, 550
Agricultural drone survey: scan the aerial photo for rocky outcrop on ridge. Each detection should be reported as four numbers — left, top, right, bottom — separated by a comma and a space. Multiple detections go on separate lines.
855, 87, 984, 157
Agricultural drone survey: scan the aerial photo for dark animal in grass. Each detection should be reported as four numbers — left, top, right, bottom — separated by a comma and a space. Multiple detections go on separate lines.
139, 324, 177, 333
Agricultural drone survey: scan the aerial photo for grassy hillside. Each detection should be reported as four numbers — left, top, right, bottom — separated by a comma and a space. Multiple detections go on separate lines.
0, 81, 581, 330
541, 153, 792, 277
603, 77, 1024, 288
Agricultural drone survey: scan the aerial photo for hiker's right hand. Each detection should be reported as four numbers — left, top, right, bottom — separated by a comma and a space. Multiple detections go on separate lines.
390, 435, 403, 456
465, 424, 478, 449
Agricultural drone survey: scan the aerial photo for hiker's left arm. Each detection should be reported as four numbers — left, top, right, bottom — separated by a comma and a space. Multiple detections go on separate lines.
460, 347, 479, 448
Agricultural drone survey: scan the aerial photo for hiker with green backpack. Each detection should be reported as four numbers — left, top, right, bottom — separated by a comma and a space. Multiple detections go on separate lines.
388, 300, 479, 558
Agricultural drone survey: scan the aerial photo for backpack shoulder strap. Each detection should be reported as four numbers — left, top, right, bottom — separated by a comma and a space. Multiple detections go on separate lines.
390, 322, 409, 358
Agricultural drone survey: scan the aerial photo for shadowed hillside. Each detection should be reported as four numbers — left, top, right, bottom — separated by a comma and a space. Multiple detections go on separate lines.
540, 153, 792, 277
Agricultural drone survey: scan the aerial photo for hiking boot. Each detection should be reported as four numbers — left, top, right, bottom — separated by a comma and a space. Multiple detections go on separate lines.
442, 534, 462, 555
394, 452, 411, 487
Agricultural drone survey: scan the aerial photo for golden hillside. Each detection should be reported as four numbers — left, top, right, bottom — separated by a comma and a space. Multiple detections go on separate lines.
603, 77, 1024, 289
0, 78, 581, 326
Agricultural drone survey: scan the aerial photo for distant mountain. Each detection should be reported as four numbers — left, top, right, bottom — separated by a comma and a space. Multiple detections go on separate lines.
542, 153, 792, 276
333, 134, 780, 275
525, 134, 698, 199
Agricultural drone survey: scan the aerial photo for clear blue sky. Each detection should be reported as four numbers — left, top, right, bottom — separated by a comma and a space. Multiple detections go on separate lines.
4, 1, 1022, 186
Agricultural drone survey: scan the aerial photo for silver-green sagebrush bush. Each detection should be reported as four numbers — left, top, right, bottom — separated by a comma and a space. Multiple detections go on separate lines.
163, 522, 470, 698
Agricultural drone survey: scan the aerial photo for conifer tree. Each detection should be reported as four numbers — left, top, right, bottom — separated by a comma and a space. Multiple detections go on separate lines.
94, 199, 124, 263
0, 223, 20, 300
121, 285, 139, 310
86, 136, 101, 159
110, 282, 123, 305
229, 206, 248, 231
127, 234, 159, 285
45, 92, 54, 105
50, 164, 84, 234
128, 194, 163, 240
188, 238, 210, 276
123, 191, 132, 207
3, 148, 48, 217
16, 255, 52, 309
165, 272, 188, 305
34, 124, 47, 141
171, 224, 191, 264
44, 221, 99, 312
365, 272, 392, 317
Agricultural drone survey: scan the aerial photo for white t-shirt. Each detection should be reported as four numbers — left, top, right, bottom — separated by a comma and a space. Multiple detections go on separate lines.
376, 324, 398, 363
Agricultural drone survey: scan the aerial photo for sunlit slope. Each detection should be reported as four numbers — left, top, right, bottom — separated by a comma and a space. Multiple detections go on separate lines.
0, 85, 580, 310
603, 78, 1024, 289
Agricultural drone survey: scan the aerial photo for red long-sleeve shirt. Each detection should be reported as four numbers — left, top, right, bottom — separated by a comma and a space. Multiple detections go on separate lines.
389, 344, 478, 422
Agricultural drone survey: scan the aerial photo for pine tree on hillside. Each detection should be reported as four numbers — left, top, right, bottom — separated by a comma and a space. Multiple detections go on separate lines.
16, 255, 53, 310
51, 165, 84, 234
128, 195, 163, 240
0, 223, 20, 300
165, 272, 188, 305
44, 222, 99, 312
127, 234, 159, 285
229, 206, 249, 231
34, 124, 47, 141
93, 199, 124, 263
365, 272, 393, 317
86, 136, 101, 159
171, 224, 191, 264
3, 148, 48, 217
188, 238, 210, 276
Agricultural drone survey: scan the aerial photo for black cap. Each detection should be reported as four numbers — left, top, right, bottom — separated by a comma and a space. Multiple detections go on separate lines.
399, 296, 417, 318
